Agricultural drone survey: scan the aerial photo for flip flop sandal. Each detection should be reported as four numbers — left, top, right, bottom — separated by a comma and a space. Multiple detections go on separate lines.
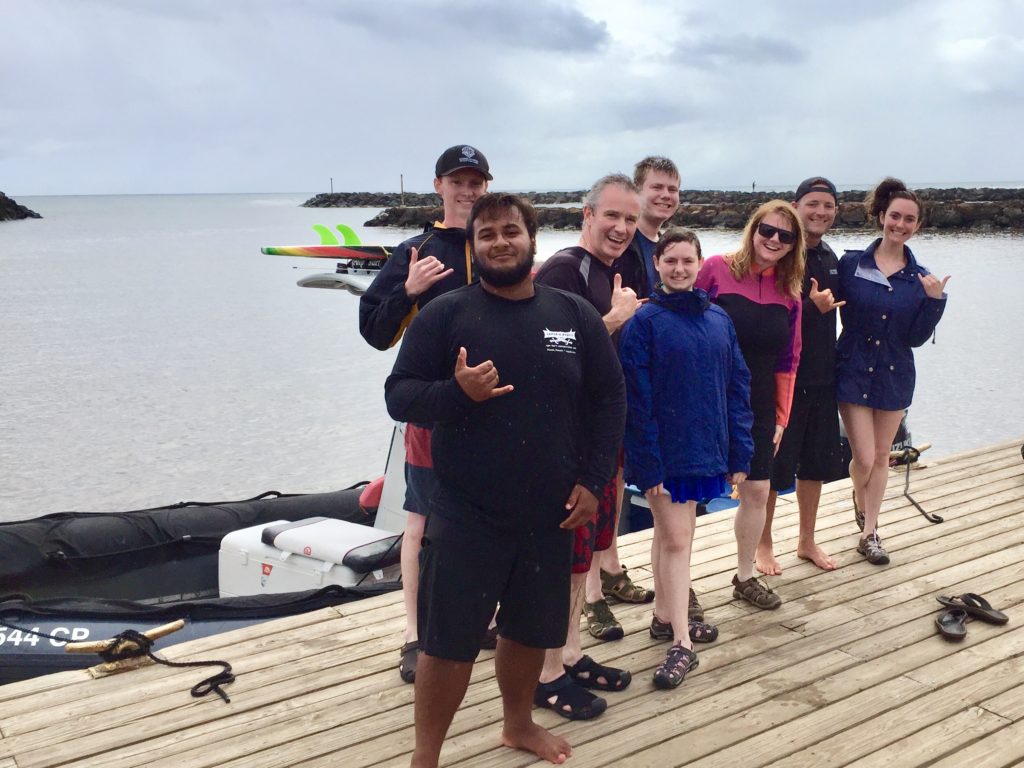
399, 641, 419, 683
935, 608, 968, 641
936, 593, 1009, 625
600, 567, 655, 604
534, 674, 608, 720
564, 654, 632, 692
688, 619, 719, 643
584, 599, 624, 641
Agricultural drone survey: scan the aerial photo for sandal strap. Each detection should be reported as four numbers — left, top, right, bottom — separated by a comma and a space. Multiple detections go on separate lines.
564, 654, 631, 691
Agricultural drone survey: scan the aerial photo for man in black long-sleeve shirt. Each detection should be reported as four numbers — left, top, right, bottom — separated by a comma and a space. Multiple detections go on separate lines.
385, 194, 625, 767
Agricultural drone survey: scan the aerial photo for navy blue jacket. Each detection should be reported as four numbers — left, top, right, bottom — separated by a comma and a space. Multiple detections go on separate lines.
358, 224, 473, 350
835, 239, 947, 411
619, 288, 754, 493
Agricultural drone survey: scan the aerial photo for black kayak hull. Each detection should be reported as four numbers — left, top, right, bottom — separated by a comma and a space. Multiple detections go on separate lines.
0, 487, 371, 603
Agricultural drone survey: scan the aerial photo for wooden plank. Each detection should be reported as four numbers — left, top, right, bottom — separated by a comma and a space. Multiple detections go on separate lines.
927, 717, 1024, 768
809, 706, 1009, 768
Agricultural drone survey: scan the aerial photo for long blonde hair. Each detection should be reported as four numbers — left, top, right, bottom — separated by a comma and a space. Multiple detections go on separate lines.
727, 200, 805, 299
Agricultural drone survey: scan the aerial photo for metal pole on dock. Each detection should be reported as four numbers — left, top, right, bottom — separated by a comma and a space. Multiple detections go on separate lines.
401, 174, 405, 206
330, 177, 334, 194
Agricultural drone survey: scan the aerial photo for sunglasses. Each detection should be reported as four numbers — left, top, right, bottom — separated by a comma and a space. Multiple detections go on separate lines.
756, 222, 797, 246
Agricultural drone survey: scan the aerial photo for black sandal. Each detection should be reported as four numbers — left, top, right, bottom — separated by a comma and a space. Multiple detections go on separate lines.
534, 674, 607, 720
399, 641, 419, 684
688, 619, 719, 643
564, 654, 632, 691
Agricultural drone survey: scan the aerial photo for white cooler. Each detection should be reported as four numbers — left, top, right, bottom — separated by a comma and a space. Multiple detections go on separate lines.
218, 517, 401, 596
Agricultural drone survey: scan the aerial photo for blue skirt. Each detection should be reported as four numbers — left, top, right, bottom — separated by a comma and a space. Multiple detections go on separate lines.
662, 475, 729, 505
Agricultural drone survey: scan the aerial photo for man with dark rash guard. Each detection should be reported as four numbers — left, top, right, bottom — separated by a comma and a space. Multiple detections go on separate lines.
759, 177, 845, 575
532, 174, 640, 719
385, 193, 625, 766
359, 144, 490, 683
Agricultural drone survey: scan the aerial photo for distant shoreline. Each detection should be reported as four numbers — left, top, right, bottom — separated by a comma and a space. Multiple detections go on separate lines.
303, 188, 1024, 231
0, 192, 41, 221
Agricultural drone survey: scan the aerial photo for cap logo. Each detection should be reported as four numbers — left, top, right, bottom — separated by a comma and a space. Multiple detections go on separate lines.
461, 146, 476, 159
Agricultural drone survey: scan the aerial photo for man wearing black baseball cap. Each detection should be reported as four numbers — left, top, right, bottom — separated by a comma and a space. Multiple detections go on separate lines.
360, 144, 491, 684
758, 177, 846, 575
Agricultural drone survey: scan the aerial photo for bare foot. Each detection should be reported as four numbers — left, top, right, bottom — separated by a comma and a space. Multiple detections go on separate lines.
797, 542, 837, 571
755, 546, 783, 576
502, 721, 571, 764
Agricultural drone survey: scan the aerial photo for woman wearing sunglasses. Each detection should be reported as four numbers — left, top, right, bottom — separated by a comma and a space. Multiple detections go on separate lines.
837, 178, 949, 565
695, 201, 805, 610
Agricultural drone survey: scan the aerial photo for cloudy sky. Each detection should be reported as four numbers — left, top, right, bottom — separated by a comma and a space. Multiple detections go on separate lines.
3, 0, 1022, 195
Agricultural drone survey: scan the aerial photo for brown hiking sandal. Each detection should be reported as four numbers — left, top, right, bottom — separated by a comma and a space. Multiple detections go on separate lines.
584, 599, 624, 641
601, 567, 654, 603
650, 614, 673, 641
688, 587, 704, 620
732, 574, 782, 610
857, 531, 890, 565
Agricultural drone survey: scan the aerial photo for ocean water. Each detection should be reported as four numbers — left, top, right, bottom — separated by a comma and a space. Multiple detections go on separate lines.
1, 194, 1021, 521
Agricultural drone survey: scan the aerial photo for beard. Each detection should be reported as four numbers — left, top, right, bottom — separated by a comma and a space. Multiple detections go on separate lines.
473, 245, 536, 287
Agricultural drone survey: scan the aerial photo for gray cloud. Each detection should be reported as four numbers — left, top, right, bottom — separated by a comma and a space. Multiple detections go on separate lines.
1, 0, 1021, 195
674, 34, 806, 69
335, 0, 609, 53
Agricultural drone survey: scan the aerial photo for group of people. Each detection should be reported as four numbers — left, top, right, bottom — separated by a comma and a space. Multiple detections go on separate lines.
358, 145, 949, 767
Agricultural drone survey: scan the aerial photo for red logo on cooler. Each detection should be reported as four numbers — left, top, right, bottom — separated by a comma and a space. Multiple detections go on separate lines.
262, 563, 273, 576
304, 547, 312, 556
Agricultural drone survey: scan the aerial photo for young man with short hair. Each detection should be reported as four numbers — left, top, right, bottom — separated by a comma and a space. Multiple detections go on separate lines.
386, 193, 626, 767
758, 176, 845, 574
359, 145, 490, 683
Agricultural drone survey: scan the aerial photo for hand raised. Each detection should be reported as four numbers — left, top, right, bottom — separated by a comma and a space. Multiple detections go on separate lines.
605, 272, 641, 331
808, 277, 845, 314
918, 272, 950, 299
560, 484, 598, 529
454, 346, 514, 402
405, 246, 454, 300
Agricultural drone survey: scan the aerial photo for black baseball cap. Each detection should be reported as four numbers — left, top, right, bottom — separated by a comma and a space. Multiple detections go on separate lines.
435, 145, 492, 180
794, 176, 838, 202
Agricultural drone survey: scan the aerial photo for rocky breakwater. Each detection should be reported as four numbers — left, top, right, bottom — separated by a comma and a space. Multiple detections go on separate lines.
316, 187, 1024, 232
0, 192, 41, 221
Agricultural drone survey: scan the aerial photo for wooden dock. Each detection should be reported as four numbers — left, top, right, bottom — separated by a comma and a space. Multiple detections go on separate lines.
2, 438, 1023, 768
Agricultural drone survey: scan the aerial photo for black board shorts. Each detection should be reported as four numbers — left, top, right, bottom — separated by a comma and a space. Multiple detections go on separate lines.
417, 503, 573, 662
771, 385, 844, 492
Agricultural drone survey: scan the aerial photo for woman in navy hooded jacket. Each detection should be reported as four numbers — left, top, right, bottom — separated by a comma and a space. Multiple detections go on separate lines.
620, 228, 753, 690
837, 178, 949, 565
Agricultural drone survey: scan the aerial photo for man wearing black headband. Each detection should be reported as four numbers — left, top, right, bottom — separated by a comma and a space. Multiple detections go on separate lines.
758, 177, 845, 574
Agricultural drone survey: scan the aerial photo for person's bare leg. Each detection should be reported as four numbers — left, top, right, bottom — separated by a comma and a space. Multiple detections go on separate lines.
651, 519, 664, 623
649, 494, 696, 648
735, 479, 769, 582
497, 638, 571, 764
755, 490, 782, 576
410, 653, 473, 768
402, 512, 427, 643
539, 572, 587, 683
794, 480, 836, 569
840, 405, 903, 535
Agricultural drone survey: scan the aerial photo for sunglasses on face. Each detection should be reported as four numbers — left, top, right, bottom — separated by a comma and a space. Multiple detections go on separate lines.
756, 222, 797, 245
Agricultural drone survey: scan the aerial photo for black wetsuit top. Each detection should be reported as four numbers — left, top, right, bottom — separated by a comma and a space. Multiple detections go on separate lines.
385, 283, 626, 529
